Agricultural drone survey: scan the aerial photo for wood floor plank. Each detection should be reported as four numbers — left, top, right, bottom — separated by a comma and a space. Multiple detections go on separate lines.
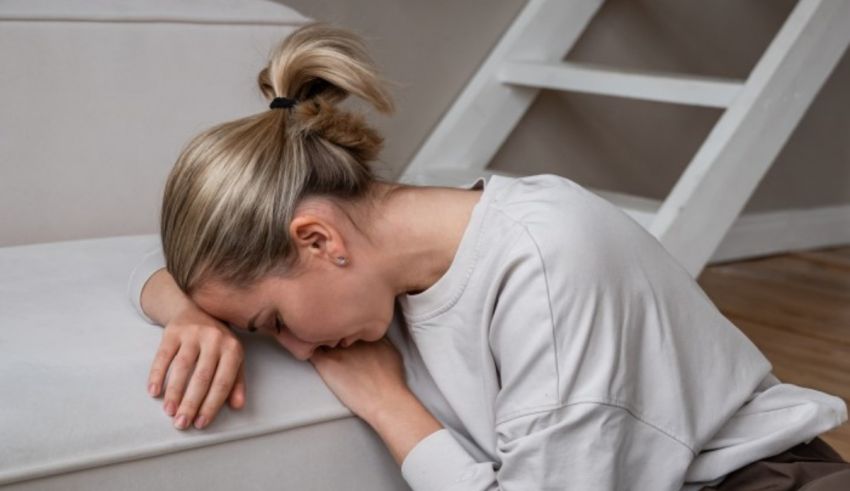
698, 270, 850, 346
714, 256, 850, 298
791, 250, 850, 271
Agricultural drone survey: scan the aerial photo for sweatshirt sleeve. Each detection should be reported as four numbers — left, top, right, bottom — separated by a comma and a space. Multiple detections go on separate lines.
127, 244, 166, 325
401, 402, 693, 491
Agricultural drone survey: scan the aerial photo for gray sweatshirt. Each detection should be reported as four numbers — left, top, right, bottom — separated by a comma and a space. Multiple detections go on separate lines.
128, 173, 847, 490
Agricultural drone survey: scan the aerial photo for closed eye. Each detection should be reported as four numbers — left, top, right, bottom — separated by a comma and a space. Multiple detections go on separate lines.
274, 313, 283, 335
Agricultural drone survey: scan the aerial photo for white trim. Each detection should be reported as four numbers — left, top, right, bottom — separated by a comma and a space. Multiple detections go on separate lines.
710, 204, 850, 264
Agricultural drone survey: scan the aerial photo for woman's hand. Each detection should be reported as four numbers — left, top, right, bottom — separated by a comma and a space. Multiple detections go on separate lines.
310, 336, 445, 465
308, 336, 409, 422
148, 305, 246, 430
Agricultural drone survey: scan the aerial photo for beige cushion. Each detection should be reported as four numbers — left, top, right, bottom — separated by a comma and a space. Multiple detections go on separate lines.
0, 234, 407, 489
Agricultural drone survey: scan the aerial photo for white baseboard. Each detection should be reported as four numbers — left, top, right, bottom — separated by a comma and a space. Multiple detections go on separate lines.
709, 204, 850, 264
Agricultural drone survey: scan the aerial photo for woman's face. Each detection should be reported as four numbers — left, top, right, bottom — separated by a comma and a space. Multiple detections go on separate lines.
192, 261, 395, 361
190, 200, 397, 361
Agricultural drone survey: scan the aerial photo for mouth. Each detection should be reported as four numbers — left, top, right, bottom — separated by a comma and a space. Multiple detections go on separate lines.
315, 337, 351, 351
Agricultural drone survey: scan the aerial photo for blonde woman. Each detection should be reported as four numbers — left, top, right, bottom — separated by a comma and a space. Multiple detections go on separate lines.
129, 21, 850, 490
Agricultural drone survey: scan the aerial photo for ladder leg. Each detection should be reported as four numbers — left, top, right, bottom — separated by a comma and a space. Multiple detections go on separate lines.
650, 0, 850, 277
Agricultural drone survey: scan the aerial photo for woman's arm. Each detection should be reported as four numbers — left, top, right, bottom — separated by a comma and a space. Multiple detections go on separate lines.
127, 246, 168, 325
129, 245, 198, 326
140, 267, 196, 326
307, 339, 443, 465
397, 401, 696, 491
367, 390, 444, 466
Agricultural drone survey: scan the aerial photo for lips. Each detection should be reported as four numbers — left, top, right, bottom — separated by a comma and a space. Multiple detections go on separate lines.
317, 337, 352, 350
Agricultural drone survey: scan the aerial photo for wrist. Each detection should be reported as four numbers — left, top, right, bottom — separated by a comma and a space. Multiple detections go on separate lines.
367, 390, 444, 466
366, 389, 415, 425
159, 297, 197, 327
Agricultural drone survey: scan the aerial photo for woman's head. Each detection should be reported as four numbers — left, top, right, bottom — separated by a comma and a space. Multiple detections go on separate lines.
160, 22, 401, 360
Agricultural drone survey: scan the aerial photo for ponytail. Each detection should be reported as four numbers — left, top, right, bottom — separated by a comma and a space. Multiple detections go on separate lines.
160, 21, 397, 293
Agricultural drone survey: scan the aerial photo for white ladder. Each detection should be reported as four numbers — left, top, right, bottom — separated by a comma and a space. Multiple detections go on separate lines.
398, 0, 850, 277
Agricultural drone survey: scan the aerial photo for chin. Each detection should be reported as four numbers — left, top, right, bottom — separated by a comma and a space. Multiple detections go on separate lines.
367, 324, 388, 341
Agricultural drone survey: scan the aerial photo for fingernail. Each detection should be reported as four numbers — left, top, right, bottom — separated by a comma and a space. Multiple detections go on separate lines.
174, 414, 188, 430
148, 383, 157, 397
164, 401, 176, 417
194, 415, 207, 429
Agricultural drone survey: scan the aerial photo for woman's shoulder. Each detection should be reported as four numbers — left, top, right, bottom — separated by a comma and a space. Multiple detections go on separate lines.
490, 173, 628, 231
486, 173, 664, 286
490, 174, 645, 251
489, 173, 585, 207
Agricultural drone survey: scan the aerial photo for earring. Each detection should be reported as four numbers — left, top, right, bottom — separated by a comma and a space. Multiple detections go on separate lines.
336, 256, 348, 266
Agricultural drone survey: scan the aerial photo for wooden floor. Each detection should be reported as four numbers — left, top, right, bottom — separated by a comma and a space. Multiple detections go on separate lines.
697, 244, 850, 460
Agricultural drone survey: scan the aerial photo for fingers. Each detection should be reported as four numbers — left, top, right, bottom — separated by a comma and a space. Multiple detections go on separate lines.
162, 344, 200, 418
228, 365, 246, 410
173, 349, 219, 430
148, 338, 179, 397
149, 316, 246, 431
193, 348, 243, 429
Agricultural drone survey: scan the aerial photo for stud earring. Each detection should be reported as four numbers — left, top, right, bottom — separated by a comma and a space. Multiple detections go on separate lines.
336, 256, 348, 266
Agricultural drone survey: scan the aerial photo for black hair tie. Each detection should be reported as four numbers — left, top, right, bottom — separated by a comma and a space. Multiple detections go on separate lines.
269, 96, 298, 109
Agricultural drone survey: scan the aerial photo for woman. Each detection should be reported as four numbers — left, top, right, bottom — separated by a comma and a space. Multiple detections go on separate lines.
129, 21, 849, 490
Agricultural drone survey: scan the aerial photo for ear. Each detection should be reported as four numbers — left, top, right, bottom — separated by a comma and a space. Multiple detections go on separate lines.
289, 214, 344, 262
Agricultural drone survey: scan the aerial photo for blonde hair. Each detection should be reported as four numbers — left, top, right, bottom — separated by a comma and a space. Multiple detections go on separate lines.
161, 21, 397, 295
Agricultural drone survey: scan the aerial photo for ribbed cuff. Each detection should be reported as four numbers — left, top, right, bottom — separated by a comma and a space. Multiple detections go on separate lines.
401, 429, 482, 490
127, 245, 166, 325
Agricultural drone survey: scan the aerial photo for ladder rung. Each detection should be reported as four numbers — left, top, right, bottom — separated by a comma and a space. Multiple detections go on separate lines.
499, 60, 744, 108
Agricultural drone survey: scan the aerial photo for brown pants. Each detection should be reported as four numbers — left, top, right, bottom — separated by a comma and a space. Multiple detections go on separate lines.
701, 437, 850, 490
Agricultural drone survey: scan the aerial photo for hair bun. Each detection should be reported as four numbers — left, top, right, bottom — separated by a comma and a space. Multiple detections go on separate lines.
257, 21, 395, 115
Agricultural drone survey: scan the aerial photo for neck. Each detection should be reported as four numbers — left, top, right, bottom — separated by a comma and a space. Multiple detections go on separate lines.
367, 181, 482, 298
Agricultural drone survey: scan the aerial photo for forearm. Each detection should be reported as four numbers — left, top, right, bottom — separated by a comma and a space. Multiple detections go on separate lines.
140, 268, 197, 326
366, 391, 444, 466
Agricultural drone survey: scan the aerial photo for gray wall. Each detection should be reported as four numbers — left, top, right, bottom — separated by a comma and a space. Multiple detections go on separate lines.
281, 0, 850, 213
0, 2, 309, 247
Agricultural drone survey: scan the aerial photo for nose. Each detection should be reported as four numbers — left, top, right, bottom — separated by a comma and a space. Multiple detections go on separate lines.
273, 334, 319, 361
286, 343, 320, 361
293, 347, 315, 361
